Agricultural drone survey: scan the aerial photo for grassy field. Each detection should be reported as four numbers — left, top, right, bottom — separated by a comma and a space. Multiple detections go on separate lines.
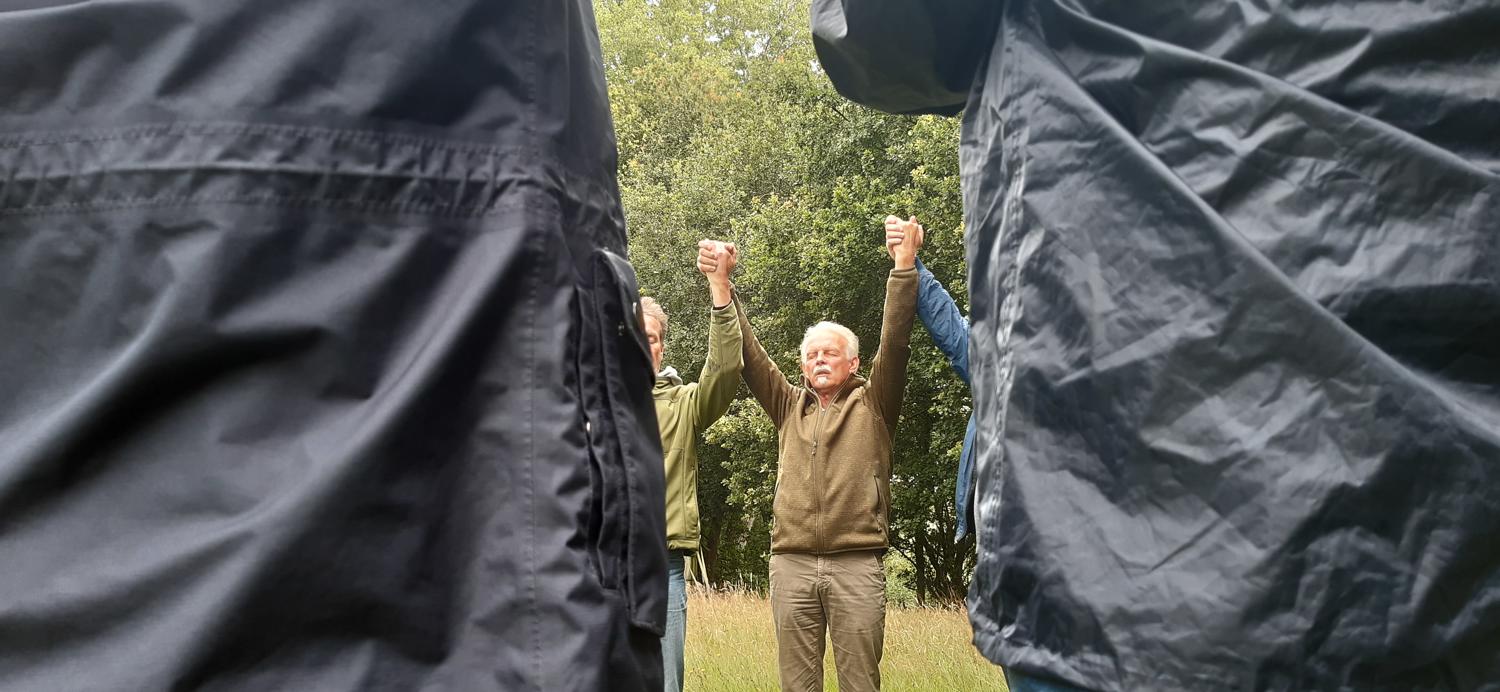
682, 588, 1009, 691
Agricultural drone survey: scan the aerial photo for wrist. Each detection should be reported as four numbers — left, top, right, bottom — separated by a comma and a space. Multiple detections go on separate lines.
708, 278, 732, 305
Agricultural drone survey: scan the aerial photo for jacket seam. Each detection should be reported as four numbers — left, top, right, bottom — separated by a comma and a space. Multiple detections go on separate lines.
0, 195, 533, 218
0, 124, 614, 218
521, 0, 541, 686
0, 121, 532, 155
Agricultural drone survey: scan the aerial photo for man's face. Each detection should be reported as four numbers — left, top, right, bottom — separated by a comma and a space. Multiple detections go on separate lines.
800, 330, 858, 397
643, 315, 665, 373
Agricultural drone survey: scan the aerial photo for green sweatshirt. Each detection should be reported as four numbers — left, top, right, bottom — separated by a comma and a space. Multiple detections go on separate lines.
738, 268, 918, 555
656, 302, 743, 552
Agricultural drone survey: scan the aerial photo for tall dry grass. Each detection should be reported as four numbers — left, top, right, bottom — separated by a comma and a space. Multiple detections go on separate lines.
682, 587, 1009, 691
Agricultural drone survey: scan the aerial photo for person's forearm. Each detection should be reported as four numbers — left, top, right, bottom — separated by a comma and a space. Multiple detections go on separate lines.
735, 293, 775, 379
879, 268, 919, 361
708, 278, 732, 309
694, 302, 744, 426
702, 301, 742, 377
734, 292, 790, 425
868, 267, 919, 423
915, 261, 971, 384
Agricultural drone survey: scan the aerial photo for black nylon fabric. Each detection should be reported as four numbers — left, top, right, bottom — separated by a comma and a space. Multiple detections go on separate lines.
0, 1, 666, 690
814, 1, 1500, 690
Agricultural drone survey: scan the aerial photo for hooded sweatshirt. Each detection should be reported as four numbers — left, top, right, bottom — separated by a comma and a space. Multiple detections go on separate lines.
737, 268, 917, 554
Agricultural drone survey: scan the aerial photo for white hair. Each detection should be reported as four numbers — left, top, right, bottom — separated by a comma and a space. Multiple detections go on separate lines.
800, 321, 858, 361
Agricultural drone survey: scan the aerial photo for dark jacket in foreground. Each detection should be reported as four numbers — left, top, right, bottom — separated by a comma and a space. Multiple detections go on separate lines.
0, 1, 666, 689
814, 1, 1500, 690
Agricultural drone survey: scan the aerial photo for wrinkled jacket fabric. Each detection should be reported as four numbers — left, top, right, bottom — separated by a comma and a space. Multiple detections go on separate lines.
738, 269, 917, 555
0, 1, 667, 690
656, 303, 743, 552
814, 1, 1500, 690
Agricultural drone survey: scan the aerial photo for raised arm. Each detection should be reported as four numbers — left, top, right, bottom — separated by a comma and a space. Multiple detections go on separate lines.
914, 258, 970, 385
697, 242, 795, 428
692, 240, 744, 429
866, 215, 921, 429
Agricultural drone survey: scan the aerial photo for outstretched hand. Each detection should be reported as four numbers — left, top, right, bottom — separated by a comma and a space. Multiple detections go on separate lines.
697, 239, 737, 307
884, 215, 923, 269
697, 240, 737, 279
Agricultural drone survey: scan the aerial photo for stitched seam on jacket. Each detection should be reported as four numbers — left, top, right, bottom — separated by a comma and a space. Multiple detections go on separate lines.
0, 122, 529, 154
521, 0, 543, 688
0, 195, 532, 218
0, 124, 614, 218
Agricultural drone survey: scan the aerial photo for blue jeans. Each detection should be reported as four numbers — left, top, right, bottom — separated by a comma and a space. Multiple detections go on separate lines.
661, 552, 688, 692
1005, 669, 1091, 692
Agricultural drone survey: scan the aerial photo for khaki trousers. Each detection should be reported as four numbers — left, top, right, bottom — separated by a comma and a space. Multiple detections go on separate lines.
769, 550, 886, 692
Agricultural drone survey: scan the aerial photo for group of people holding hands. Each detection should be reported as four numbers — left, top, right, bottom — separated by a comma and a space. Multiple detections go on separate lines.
644, 215, 976, 692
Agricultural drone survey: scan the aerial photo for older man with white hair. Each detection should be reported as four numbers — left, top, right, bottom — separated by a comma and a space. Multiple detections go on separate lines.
711, 215, 921, 692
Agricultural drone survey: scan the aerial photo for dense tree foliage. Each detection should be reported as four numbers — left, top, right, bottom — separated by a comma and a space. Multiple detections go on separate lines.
597, 0, 974, 603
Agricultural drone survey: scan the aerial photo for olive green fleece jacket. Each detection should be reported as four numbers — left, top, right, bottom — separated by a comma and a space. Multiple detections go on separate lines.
737, 268, 917, 555
656, 302, 743, 552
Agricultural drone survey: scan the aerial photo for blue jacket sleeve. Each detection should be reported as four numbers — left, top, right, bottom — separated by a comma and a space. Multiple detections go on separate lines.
915, 259, 970, 385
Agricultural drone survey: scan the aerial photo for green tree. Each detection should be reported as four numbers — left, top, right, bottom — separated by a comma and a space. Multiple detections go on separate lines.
598, 0, 974, 603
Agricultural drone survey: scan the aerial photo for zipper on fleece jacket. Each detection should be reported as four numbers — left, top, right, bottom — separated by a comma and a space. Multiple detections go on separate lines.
812, 403, 826, 551
805, 376, 852, 554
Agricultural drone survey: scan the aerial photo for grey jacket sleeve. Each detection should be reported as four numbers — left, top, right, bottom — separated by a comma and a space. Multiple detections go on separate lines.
811, 0, 1003, 116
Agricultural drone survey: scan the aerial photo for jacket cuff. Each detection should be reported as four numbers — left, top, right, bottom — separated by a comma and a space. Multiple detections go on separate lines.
709, 301, 737, 321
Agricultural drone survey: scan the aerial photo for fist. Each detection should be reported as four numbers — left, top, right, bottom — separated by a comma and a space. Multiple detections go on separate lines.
884, 215, 923, 265
697, 239, 737, 280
